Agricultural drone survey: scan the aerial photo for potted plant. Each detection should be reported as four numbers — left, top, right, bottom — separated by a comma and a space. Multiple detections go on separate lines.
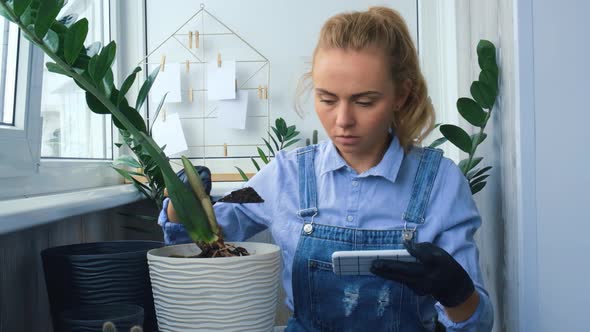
0, 1, 280, 331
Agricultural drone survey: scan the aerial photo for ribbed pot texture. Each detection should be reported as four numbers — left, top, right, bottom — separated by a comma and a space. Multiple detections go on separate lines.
147, 242, 281, 332
41, 240, 164, 332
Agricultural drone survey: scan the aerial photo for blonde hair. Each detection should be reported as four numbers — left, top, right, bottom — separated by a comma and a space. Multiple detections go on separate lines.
296, 7, 435, 151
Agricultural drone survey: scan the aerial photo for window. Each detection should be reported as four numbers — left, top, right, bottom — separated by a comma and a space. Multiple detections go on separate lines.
40, 0, 113, 159
0, 0, 122, 200
0, 17, 19, 126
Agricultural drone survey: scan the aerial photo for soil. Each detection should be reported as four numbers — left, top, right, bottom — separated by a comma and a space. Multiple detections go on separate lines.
217, 186, 264, 203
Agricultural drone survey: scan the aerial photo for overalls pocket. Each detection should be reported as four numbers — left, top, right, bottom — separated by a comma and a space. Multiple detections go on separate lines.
307, 258, 403, 332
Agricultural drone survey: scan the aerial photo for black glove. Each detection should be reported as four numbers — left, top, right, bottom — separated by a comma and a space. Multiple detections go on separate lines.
175, 165, 212, 196
370, 241, 475, 307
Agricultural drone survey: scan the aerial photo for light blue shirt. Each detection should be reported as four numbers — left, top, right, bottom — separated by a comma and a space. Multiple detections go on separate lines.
159, 135, 494, 331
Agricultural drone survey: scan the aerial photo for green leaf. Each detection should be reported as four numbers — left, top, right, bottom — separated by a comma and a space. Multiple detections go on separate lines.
43, 29, 59, 53
477, 40, 496, 60
471, 181, 486, 195
116, 101, 147, 133
282, 138, 300, 149
149, 92, 168, 135
285, 130, 300, 141
473, 166, 492, 179
20, 0, 40, 27
479, 55, 498, 76
429, 137, 447, 148
440, 124, 472, 153
268, 132, 280, 151
14, 0, 33, 17
35, 0, 64, 39
286, 125, 295, 138
251, 158, 261, 172
276, 118, 287, 135
46, 62, 71, 77
469, 157, 483, 170
102, 68, 114, 97
257, 147, 269, 164
235, 166, 249, 181
136, 66, 160, 111
90, 41, 116, 82
181, 156, 218, 234
471, 174, 490, 186
457, 97, 487, 127
85, 92, 110, 114
118, 66, 141, 105
64, 18, 88, 65
471, 81, 495, 109
471, 133, 487, 149
113, 155, 142, 168
262, 138, 275, 156
271, 126, 281, 142
479, 70, 498, 97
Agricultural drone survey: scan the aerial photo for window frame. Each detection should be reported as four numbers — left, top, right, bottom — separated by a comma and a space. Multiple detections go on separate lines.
0, 0, 125, 200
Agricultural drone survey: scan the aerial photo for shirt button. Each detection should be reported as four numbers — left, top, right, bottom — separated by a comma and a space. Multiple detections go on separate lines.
352, 181, 359, 187
347, 215, 354, 222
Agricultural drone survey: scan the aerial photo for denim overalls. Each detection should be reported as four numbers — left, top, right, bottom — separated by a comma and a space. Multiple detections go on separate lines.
285, 144, 443, 332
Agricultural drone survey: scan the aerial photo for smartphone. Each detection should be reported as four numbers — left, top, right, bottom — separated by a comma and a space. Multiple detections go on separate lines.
331, 249, 417, 276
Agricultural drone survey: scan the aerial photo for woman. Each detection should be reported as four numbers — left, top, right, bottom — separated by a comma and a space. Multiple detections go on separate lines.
160, 7, 494, 331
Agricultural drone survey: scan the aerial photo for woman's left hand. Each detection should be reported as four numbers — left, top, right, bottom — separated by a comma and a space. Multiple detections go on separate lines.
370, 241, 475, 308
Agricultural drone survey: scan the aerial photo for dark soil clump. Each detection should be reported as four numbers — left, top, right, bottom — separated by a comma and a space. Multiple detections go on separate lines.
217, 187, 264, 203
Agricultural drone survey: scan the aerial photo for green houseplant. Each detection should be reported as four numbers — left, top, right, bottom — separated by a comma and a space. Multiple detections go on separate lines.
429, 39, 498, 195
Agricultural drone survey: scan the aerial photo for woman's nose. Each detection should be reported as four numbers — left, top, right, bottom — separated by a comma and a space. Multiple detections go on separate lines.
335, 103, 355, 128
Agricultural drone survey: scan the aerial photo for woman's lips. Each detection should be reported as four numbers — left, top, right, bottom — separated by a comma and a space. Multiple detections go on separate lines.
335, 136, 361, 145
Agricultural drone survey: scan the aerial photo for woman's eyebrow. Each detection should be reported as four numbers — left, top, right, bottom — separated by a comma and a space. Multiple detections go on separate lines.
315, 88, 383, 98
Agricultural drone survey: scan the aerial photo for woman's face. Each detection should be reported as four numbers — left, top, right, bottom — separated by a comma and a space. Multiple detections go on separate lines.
312, 47, 404, 164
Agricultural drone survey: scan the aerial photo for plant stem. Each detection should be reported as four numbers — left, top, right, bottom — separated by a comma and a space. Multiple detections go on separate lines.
464, 106, 493, 174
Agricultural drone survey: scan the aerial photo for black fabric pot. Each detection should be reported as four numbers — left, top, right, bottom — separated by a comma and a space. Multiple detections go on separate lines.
41, 241, 163, 332
58, 304, 144, 332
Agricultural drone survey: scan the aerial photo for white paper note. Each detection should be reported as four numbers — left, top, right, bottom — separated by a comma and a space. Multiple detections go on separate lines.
150, 63, 182, 103
216, 90, 249, 130
207, 60, 236, 100
151, 112, 188, 156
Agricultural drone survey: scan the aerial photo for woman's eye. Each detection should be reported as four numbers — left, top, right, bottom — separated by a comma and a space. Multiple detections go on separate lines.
320, 99, 336, 105
356, 101, 374, 107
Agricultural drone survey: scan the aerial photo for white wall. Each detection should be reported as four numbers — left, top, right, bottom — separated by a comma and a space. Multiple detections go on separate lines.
522, 0, 590, 331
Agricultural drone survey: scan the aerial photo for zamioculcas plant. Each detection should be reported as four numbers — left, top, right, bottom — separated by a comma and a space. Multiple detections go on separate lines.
235, 117, 302, 181
429, 39, 498, 195
0, 0, 247, 257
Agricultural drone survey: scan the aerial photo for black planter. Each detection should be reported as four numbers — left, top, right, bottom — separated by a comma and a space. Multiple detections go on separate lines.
58, 304, 144, 332
41, 241, 164, 332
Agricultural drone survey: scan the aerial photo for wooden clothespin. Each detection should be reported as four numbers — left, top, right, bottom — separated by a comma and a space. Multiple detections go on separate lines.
160, 55, 166, 71
195, 31, 200, 48
263, 86, 268, 99
224, 143, 228, 157
188, 85, 193, 103
188, 31, 193, 49
185, 59, 190, 73
258, 85, 262, 99
217, 53, 222, 67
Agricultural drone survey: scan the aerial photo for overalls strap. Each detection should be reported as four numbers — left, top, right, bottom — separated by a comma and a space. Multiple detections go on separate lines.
402, 147, 444, 224
296, 145, 318, 219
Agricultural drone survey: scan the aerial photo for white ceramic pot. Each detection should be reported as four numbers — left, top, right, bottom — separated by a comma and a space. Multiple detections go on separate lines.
147, 242, 281, 332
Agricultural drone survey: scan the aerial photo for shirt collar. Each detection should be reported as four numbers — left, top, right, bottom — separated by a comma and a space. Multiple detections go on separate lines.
319, 134, 405, 184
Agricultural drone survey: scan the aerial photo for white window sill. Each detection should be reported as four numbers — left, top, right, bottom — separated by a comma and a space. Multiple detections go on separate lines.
0, 184, 144, 235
